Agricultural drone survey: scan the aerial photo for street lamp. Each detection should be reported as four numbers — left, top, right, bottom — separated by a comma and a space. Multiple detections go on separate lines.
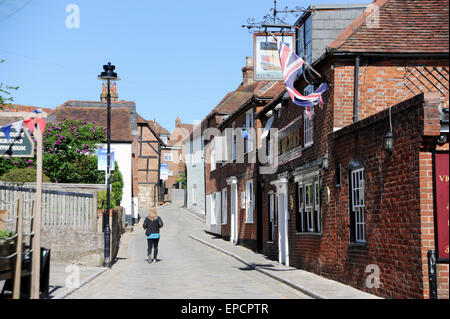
98, 62, 119, 268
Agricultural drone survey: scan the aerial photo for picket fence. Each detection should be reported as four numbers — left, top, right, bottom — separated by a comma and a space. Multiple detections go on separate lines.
0, 183, 97, 232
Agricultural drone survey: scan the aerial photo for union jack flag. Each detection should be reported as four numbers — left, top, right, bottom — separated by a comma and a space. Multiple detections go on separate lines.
277, 41, 328, 118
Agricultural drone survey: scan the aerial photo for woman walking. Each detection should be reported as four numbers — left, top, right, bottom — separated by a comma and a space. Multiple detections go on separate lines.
143, 208, 163, 263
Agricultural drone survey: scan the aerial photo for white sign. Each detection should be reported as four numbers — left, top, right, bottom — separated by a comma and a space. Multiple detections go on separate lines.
97, 149, 115, 171
254, 33, 295, 81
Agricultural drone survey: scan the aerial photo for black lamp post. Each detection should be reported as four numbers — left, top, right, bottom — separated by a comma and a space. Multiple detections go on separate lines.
98, 62, 119, 268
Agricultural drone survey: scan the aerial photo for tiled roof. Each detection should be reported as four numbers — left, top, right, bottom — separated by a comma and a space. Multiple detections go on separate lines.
0, 104, 54, 114
179, 123, 193, 135
0, 104, 55, 126
328, 0, 449, 53
54, 106, 132, 142
148, 120, 170, 136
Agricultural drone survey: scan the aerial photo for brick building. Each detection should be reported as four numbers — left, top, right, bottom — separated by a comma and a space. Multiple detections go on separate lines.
203, 55, 285, 247
135, 115, 165, 211
254, 0, 449, 299
161, 117, 192, 191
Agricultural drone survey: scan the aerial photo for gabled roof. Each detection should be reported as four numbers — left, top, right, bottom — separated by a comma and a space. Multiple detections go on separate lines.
328, 0, 449, 53
148, 120, 170, 136
136, 114, 166, 146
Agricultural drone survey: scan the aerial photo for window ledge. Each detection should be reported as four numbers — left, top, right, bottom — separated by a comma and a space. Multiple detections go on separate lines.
267, 241, 275, 244
295, 232, 322, 236
245, 221, 254, 224
348, 242, 367, 248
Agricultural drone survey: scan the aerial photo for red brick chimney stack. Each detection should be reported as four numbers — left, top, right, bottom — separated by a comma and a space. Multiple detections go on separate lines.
242, 56, 254, 85
100, 82, 119, 102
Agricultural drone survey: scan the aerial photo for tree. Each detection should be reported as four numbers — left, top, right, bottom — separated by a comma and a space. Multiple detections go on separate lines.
0, 59, 19, 109
42, 119, 106, 183
175, 166, 187, 189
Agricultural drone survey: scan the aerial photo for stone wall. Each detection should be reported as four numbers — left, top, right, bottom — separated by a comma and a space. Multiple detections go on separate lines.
41, 229, 104, 266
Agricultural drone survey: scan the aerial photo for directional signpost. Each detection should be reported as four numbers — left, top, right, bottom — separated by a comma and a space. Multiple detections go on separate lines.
0, 111, 47, 299
0, 126, 34, 157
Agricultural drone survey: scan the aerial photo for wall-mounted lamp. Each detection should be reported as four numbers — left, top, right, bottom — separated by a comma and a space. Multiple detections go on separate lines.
384, 107, 394, 153
322, 154, 329, 170
384, 130, 394, 153
318, 154, 329, 170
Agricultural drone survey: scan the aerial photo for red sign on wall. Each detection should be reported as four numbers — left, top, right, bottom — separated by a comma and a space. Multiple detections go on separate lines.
434, 152, 449, 261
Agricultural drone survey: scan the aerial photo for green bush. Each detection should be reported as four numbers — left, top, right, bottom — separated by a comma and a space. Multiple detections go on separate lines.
0, 230, 15, 245
97, 161, 123, 210
0, 167, 51, 183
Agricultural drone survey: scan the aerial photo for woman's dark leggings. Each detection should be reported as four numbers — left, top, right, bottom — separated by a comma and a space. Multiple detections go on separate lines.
147, 238, 159, 259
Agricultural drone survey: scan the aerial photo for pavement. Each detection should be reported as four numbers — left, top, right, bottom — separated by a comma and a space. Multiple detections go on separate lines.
45, 203, 381, 299
48, 263, 108, 299
66, 204, 308, 299
180, 205, 382, 299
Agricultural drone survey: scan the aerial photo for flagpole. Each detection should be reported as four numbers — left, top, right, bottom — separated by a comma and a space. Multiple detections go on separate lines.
267, 31, 322, 78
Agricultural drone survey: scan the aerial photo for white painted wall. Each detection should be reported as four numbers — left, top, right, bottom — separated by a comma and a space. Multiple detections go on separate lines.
101, 143, 132, 219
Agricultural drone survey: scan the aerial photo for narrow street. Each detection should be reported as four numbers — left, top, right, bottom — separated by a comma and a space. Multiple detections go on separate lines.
66, 204, 309, 299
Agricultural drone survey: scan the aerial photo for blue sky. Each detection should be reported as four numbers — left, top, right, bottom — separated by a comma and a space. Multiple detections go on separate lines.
0, 0, 367, 132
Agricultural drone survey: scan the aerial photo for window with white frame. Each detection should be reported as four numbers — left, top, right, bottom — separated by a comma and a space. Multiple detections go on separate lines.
245, 109, 254, 153
268, 193, 275, 242
211, 193, 217, 225
245, 180, 254, 223
350, 168, 366, 243
303, 84, 314, 147
314, 181, 321, 233
160, 135, 168, 144
163, 152, 173, 161
222, 188, 227, 225
297, 178, 321, 233
210, 138, 216, 171
304, 184, 314, 231
232, 122, 236, 161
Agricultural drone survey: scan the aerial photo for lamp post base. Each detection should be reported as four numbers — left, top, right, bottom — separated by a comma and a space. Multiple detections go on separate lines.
104, 223, 111, 268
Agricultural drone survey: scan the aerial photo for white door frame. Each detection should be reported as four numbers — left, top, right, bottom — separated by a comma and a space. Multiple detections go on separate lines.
227, 177, 239, 244
271, 177, 289, 266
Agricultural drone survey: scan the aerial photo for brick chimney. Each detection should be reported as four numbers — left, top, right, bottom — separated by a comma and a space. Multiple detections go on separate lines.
175, 116, 181, 128
242, 56, 254, 85
101, 83, 119, 102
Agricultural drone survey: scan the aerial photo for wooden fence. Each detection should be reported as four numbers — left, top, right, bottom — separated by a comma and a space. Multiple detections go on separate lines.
0, 183, 97, 232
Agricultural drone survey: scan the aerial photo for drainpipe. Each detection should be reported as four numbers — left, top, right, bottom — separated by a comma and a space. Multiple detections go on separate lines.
353, 56, 360, 123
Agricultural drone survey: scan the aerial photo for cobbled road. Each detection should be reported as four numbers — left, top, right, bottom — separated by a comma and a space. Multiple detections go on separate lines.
67, 204, 309, 299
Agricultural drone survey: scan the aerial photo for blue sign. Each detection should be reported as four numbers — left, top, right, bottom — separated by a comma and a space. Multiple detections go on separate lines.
97, 148, 115, 171
160, 163, 168, 180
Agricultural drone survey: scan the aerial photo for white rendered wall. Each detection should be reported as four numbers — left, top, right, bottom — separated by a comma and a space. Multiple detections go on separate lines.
101, 143, 132, 219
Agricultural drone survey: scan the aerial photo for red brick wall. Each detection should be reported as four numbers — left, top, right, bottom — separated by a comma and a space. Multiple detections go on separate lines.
324, 93, 449, 299
418, 94, 449, 299
333, 61, 449, 129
